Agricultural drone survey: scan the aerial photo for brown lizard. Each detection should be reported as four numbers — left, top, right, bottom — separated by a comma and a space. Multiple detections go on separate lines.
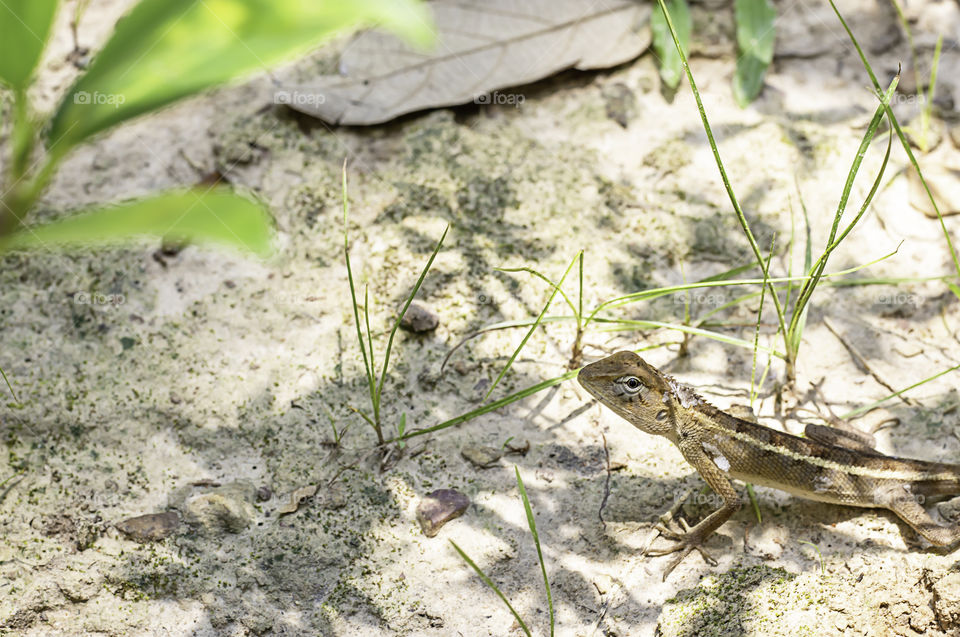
578, 351, 960, 579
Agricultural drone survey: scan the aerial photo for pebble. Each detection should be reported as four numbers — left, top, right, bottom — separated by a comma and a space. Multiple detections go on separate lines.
461, 444, 503, 468
416, 489, 470, 537
602, 82, 638, 128
115, 511, 180, 542
182, 481, 257, 534
400, 302, 439, 332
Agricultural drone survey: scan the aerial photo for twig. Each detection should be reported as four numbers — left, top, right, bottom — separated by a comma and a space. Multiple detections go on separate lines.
598, 430, 611, 530
824, 317, 916, 407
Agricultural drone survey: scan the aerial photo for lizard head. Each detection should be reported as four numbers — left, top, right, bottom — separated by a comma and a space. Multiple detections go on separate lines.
577, 351, 674, 435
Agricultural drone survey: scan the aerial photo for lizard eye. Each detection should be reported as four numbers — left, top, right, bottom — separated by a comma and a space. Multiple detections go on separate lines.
616, 375, 645, 397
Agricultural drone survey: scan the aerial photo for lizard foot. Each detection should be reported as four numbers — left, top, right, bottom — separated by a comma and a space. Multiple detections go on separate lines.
643, 519, 718, 580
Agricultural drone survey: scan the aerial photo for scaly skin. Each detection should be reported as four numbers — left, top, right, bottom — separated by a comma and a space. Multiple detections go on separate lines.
578, 351, 960, 579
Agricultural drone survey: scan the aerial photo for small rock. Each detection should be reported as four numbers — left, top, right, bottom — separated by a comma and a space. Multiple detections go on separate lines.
183, 481, 257, 534
400, 302, 439, 332
470, 378, 490, 402
323, 482, 349, 510
256, 486, 272, 502
932, 572, 960, 629
417, 489, 470, 537
937, 496, 960, 522
452, 360, 474, 376
115, 511, 180, 542
461, 444, 503, 468
602, 82, 638, 128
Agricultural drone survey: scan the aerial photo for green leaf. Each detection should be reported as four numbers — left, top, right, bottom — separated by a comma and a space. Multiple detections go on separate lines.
48, 0, 433, 151
515, 467, 554, 636
0, 189, 274, 256
651, 0, 691, 90
948, 281, 960, 302
733, 0, 776, 106
733, 55, 768, 107
0, 0, 58, 90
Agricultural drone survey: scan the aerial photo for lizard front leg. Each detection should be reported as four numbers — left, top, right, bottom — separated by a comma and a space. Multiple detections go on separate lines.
645, 439, 742, 580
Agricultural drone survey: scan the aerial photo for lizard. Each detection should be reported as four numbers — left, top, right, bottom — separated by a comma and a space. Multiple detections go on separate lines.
578, 350, 960, 579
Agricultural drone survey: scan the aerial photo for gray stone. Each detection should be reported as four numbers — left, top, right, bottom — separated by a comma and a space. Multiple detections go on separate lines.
182, 481, 258, 534
417, 489, 470, 537
400, 301, 440, 332
461, 444, 503, 468
115, 511, 180, 542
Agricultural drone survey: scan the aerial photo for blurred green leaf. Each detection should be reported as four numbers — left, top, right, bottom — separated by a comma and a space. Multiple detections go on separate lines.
0, 0, 58, 90
733, 54, 768, 107
651, 0, 691, 90
733, 0, 776, 106
49, 0, 433, 150
0, 189, 274, 256
947, 281, 960, 302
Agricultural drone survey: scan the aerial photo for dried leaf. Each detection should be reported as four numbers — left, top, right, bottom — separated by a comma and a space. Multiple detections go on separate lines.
280, 0, 652, 125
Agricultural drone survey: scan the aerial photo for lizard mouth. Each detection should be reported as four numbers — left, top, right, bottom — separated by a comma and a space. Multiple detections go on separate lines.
577, 360, 612, 398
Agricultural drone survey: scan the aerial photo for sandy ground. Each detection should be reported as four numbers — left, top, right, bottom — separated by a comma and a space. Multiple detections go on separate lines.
3, 0, 960, 635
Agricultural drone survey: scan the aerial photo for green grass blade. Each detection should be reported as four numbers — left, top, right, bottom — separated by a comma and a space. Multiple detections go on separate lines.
651, 0, 691, 89
0, 0, 58, 91
733, 0, 776, 106
342, 165, 377, 433
346, 404, 376, 427
751, 238, 775, 402
588, 264, 756, 320
450, 540, 532, 637
841, 363, 960, 420
515, 467, 554, 636
0, 364, 20, 405
0, 189, 274, 255
827, 0, 960, 280
363, 285, 377, 414
597, 318, 784, 357
577, 251, 584, 330
745, 483, 762, 523
825, 126, 893, 252
947, 282, 960, 302
485, 254, 577, 401
787, 76, 897, 340
653, 0, 788, 342
498, 252, 582, 322
391, 369, 580, 443
48, 0, 433, 151
376, 224, 448, 399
